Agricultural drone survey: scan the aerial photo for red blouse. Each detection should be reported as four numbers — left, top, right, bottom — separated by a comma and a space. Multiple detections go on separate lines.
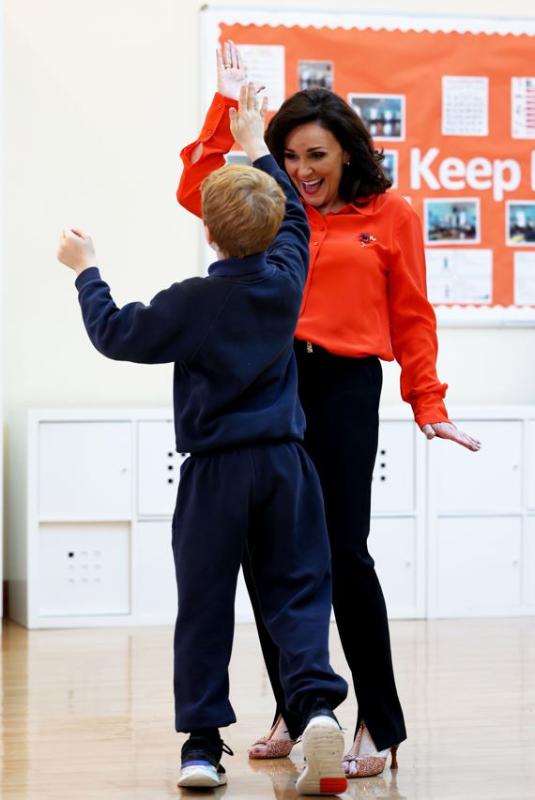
177, 93, 449, 427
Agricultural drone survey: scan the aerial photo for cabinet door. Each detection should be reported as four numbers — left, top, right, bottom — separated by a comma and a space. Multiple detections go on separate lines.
38, 522, 130, 616
39, 422, 132, 520
369, 518, 419, 617
525, 517, 535, 608
371, 422, 415, 513
432, 517, 521, 616
137, 421, 187, 517
433, 421, 522, 513
132, 521, 177, 622
526, 422, 535, 511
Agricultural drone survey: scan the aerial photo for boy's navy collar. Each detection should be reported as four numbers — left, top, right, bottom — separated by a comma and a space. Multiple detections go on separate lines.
208, 252, 272, 279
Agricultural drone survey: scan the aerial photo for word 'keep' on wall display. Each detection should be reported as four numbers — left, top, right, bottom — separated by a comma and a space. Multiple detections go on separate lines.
200, 8, 535, 325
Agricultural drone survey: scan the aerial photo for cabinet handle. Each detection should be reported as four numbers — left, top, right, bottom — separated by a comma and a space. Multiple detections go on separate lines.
512, 559, 519, 566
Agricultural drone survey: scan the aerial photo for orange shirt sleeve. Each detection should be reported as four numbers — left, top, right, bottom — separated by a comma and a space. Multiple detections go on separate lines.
177, 93, 238, 218
388, 203, 449, 427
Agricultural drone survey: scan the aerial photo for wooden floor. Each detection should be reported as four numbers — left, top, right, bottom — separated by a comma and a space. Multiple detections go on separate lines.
2, 617, 535, 799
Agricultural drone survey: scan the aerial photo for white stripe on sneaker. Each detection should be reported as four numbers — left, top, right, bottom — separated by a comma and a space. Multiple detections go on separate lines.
177, 763, 227, 787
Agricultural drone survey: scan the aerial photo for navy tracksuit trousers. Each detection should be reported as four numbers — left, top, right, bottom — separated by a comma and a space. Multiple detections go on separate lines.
172, 441, 348, 732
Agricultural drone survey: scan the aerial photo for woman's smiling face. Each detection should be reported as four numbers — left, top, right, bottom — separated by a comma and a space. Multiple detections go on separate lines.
283, 122, 349, 215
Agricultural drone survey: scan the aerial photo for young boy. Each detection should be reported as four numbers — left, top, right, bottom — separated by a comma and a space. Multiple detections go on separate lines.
57, 84, 348, 796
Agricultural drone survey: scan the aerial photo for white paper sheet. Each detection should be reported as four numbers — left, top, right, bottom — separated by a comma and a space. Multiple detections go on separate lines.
442, 76, 489, 136
425, 249, 492, 304
514, 252, 535, 304
237, 45, 285, 110
511, 77, 535, 139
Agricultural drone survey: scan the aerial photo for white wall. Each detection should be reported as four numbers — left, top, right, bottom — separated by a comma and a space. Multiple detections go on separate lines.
4, 0, 535, 590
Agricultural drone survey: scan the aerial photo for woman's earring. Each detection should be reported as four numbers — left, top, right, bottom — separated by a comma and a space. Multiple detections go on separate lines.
345, 160, 351, 166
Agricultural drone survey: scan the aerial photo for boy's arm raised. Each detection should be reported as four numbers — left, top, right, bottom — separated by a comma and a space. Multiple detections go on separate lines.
57, 229, 206, 364
230, 85, 310, 293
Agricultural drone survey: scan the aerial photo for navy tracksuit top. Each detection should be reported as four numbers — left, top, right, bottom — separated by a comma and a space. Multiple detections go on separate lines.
75, 155, 310, 454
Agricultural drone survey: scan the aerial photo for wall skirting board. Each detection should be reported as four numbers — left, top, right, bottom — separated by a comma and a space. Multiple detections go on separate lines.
7, 406, 535, 628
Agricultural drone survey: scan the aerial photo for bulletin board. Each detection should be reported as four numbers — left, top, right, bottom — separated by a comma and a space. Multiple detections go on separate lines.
200, 7, 535, 326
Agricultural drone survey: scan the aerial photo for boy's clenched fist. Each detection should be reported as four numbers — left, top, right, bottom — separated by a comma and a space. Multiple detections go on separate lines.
57, 228, 96, 275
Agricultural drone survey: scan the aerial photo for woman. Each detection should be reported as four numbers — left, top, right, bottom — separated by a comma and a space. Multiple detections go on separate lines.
177, 41, 480, 778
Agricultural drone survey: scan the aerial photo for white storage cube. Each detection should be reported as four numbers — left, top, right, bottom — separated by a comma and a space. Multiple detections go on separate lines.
38, 523, 130, 617
372, 421, 415, 513
433, 517, 521, 616
137, 420, 187, 517
39, 421, 132, 520
132, 521, 177, 622
369, 517, 418, 617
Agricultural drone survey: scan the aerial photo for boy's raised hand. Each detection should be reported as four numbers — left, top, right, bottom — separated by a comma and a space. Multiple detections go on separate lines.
229, 83, 270, 163
57, 228, 96, 275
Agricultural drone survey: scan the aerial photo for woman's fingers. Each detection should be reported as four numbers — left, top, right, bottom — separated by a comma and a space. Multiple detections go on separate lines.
230, 40, 240, 69
424, 421, 482, 452
421, 423, 436, 440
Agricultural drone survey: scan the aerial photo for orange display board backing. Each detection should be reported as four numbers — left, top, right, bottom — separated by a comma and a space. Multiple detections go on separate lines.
200, 9, 535, 321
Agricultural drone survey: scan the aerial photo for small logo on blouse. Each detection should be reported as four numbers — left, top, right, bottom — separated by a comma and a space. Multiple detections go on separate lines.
359, 232, 377, 247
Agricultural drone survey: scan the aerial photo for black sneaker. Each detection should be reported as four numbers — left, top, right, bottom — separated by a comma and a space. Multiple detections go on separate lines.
177, 735, 233, 788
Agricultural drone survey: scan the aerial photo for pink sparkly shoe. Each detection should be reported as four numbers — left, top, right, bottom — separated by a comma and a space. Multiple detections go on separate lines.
342, 722, 399, 779
248, 715, 297, 760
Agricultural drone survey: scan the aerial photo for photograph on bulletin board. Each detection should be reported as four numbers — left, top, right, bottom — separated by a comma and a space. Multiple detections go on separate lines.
200, 8, 535, 325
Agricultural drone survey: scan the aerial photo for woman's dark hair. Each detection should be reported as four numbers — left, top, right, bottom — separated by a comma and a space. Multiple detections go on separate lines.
265, 89, 391, 204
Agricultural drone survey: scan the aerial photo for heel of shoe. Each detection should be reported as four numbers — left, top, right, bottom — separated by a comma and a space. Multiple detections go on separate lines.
390, 744, 399, 770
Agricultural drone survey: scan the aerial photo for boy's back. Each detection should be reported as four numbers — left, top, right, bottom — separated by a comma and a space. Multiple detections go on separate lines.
73, 153, 309, 454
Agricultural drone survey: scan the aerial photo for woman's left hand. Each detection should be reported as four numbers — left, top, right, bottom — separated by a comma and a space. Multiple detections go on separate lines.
421, 421, 481, 452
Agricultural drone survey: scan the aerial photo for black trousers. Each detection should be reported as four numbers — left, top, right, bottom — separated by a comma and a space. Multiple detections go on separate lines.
172, 442, 348, 733
243, 342, 407, 750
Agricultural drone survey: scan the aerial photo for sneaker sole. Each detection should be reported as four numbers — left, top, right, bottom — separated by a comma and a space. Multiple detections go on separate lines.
296, 717, 347, 796
177, 765, 227, 788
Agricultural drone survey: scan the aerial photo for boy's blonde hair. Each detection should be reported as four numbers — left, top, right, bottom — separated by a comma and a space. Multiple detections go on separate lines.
201, 164, 286, 258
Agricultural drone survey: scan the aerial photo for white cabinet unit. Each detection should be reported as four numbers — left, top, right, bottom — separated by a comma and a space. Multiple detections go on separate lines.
9, 406, 535, 627
428, 407, 535, 618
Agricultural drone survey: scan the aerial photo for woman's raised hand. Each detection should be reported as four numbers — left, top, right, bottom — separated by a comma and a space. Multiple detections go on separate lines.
217, 40, 248, 100
421, 421, 481, 452
229, 82, 270, 163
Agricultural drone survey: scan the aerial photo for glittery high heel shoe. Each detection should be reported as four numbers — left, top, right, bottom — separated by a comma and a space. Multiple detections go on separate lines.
342, 721, 399, 779
248, 714, 297, 760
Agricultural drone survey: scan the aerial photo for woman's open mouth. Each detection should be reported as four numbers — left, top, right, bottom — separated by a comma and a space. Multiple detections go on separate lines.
301, 178, 324, 196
